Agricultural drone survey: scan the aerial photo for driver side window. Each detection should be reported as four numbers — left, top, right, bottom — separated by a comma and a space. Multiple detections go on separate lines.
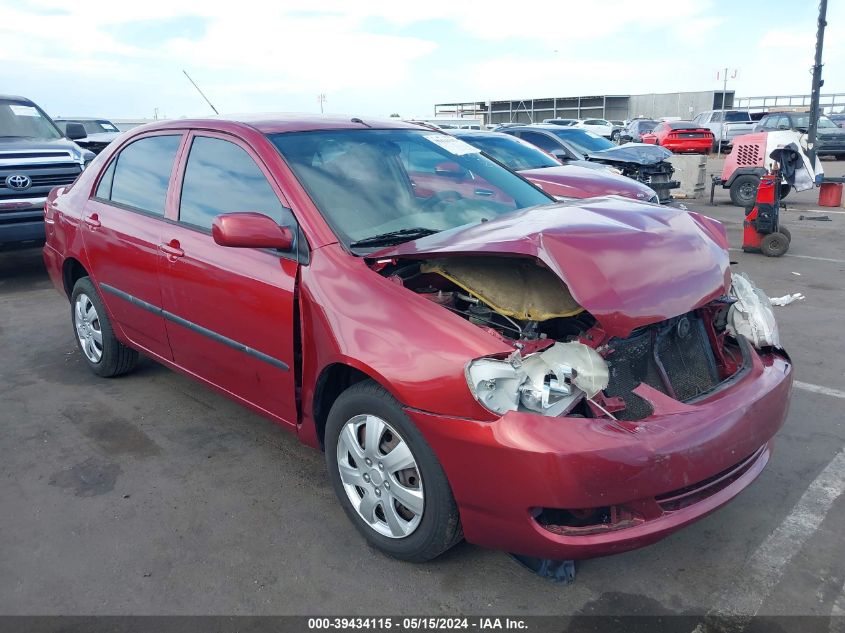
178, 136, 296, 249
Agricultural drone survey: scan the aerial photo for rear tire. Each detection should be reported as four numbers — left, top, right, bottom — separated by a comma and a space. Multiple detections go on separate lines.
761, 232, 789, 257
71, 277, 138, 377
325, 380, 462, 562
778, 226, 792, 243
730, 175, 760, 207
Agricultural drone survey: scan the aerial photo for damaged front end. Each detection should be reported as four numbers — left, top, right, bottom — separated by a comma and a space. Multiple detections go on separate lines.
373, 254, 777, 425
587, 144, 680, 204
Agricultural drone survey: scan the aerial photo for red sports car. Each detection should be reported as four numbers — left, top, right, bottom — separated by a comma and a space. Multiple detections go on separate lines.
641, 121, 715, 154
43, 115, 791, 563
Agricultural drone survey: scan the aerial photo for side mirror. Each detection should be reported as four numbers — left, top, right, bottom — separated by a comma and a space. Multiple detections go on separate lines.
212, 212, 294, 250
434, 161, 468, 179
65, 122, 87, 140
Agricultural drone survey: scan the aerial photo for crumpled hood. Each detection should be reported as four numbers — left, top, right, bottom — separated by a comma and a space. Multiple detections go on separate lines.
587, 142, 672, 165
372, 198, 731, 338
519, 164, 656, 201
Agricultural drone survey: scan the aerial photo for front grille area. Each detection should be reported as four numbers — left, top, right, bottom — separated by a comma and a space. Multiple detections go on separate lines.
0, 162, 82, 201
604, 313, 720, 420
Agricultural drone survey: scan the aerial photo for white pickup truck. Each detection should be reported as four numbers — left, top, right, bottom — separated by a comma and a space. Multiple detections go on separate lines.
692, 110, 756, 150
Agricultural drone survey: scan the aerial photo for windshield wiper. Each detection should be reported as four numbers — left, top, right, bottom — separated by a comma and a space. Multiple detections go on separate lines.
350, 227, 440, 248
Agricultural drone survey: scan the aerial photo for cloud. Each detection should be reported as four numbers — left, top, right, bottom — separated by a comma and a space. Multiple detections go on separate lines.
1, 0, 842, 118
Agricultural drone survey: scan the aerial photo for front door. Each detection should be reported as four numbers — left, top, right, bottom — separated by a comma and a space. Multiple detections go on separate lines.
81, 133, 184, 360
157, 133, 299, 426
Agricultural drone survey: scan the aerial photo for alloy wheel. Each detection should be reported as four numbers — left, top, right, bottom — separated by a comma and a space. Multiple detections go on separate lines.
336, 414, 424, 538
74, 293, 103, 363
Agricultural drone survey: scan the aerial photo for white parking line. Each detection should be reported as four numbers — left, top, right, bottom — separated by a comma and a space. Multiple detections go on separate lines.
693, 450, 845, 632
795, 381, 845, 400
728, 248, 845, 264
803, 208, 845, 215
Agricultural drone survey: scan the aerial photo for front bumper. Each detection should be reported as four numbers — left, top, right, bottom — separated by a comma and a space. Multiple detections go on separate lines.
0, 197, 46, 248
408, 347, 792, 559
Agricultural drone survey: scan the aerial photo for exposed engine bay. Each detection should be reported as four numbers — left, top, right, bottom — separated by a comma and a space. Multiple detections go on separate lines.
377, 256, 768, 423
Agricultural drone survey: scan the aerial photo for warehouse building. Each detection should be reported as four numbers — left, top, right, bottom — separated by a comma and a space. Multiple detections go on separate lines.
434, 90, 736, 125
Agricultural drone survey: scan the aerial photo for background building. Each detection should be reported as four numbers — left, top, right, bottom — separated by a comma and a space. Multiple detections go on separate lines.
435, 91, 845, 125
435, 90, 735, 125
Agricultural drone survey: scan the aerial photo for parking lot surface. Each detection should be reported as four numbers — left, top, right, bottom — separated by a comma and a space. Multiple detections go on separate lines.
1, 157, 844, 617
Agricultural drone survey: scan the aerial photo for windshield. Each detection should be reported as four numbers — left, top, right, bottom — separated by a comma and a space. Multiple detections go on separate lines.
549, 128, 615, 154
789, 114, 838, 129
0, 99, 62, 140
458, 134, 559, 171
78, 120, 119, 134
270, 129, 553, 248
724, 111, 751, 122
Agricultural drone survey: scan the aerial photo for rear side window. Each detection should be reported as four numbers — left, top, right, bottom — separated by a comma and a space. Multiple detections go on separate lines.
519, 131, 560, 153
179, 136, 293, 232
107, 135, 182, 216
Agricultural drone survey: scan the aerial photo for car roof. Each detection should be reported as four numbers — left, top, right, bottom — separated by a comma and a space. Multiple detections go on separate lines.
449, 129, 510, 138
0, 94, 36, 104
54, 117, 112, 121
505, 124, 567, 131
136, 113, 423, 135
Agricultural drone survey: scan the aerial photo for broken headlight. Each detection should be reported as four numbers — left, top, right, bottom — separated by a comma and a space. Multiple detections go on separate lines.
465, 342, 609, 417
727, 273, 780, 349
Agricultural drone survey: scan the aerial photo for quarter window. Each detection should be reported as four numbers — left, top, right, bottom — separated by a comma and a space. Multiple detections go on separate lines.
95, 159, 116, 199
179, 136, 294, 234
108, 135, 182, 216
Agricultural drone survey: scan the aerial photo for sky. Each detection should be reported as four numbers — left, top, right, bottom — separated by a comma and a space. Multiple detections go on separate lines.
0, 0, 842, 120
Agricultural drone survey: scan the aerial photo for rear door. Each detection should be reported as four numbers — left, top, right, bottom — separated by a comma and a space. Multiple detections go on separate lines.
81, 132, 184, 360
157, 132, 300, 426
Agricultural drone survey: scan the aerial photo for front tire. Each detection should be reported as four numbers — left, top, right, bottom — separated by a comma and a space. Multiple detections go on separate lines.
71, 277, 138, 377
325, 380, 462, 562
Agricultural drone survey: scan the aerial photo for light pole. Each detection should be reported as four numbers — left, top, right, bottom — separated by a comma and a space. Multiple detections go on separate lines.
807, 0, 828, 167
317, 94, 327, 114
716, 68, 737, 155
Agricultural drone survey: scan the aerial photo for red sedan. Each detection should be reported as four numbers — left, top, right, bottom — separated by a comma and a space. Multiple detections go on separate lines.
641, 121, 715, 154
43, 115, 791, 563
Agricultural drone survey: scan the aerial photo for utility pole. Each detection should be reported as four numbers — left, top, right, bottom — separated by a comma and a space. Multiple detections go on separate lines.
807, 0, 828, 167
716, 68, 737, 155
317, 93, 327, 114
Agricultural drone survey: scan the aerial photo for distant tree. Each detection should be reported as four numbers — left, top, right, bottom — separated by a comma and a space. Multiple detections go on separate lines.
390, 113, 401, 118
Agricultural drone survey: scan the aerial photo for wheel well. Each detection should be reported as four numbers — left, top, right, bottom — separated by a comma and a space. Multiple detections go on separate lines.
62, 258, 89, 298
313, 364, 371, 449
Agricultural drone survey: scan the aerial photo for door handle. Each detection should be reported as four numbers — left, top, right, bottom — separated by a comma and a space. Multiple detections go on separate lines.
159, 241, 184, 258
84, 213, 101, 228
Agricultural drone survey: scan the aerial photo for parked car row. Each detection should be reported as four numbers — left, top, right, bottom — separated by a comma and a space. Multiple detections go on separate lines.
42, 113, 793, 564
494, 124, 679, 202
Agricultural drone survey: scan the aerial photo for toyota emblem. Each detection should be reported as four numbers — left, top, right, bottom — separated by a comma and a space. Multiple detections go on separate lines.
5, 174, 32, 190
676, 316, 691, 339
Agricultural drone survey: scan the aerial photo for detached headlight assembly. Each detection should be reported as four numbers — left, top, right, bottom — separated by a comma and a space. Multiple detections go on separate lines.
465, 342, 609, 417
727, 273, 780, 349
